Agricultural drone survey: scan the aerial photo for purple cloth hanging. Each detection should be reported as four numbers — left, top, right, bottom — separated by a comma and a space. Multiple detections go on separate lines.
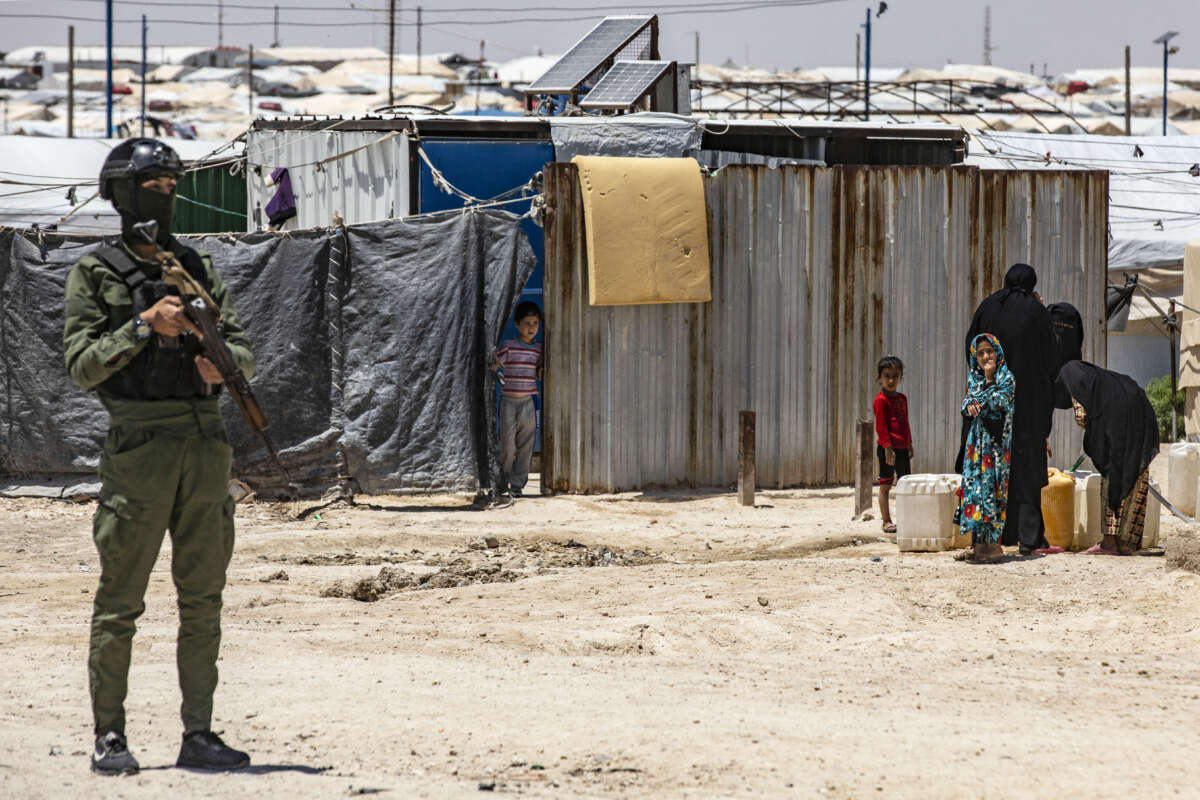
265, 167, 297, 227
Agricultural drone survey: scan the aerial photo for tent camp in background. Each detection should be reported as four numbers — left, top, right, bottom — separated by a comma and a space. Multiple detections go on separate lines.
966, 130, 1200, 388
0, 136, 241, 235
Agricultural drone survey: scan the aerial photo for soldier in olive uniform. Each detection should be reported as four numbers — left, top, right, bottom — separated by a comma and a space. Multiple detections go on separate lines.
64, 139, 254, 775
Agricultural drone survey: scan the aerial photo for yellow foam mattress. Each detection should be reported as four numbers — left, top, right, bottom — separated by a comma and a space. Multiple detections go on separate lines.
571, 155, 711, 306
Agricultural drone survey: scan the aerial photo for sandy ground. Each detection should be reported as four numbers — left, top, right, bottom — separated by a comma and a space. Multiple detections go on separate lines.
3, 458, 1200, 800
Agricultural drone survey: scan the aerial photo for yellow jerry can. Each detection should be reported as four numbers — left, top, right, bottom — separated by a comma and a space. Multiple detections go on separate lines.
1041, 468, 1075, 550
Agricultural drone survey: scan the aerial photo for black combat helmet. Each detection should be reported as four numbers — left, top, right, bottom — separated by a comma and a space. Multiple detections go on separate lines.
100, 138, 185, 245
98, 138, 184, 200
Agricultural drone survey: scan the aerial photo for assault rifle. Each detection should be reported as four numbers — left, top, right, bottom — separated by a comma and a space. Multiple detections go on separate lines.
132, 220, 295, 491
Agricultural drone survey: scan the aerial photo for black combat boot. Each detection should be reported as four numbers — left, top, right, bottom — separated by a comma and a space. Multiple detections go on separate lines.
91, 731, 139, 775
175, 730, 250, 771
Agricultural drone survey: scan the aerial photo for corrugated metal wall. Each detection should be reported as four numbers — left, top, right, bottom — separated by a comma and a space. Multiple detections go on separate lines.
543, 163, 1107, 492
245, 129, 410, 230
175, 166, 247, 234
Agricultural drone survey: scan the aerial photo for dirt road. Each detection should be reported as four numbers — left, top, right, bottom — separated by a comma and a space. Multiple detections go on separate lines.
3, 465, 1199, 799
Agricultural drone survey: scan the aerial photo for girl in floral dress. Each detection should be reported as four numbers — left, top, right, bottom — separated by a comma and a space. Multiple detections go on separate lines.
956, 334, 1015, 563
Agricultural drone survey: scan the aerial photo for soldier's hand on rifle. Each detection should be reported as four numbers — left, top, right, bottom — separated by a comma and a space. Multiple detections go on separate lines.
140, 296, 202, 338
194, 355, 223, 384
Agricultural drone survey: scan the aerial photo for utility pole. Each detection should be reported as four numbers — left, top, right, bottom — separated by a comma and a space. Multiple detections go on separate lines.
863, 7, 871, 121
67, 25, 75, 138
1124, 45, 1132, 135
1154, 31, 1179, 136
218, 0, 224, 49
248, 43, 254, 117
983, 5, 993, 65
694, 30, 700, 77
388, 0, 395, 107
140, 15, 147, 137
272, 5, 280, 48
417, 6, 423, 75
855, 33, 860, 83
105, 0, 113, 138
475, 40, 484, 115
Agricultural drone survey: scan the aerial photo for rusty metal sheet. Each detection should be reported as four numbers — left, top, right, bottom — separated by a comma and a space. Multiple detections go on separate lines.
543, 162, 1109, 492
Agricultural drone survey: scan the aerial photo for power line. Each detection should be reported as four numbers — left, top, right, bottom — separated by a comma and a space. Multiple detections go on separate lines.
0, 0, 847, 27
55, 0, 838, 13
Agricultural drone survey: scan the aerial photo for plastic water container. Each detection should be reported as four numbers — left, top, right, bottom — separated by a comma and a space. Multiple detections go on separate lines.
1167, 443, 1200, 517
894, 474, 968, 552
1143, 480, 1163, 549
1072, 470, 1103, 552
1041, 468, 1076, 550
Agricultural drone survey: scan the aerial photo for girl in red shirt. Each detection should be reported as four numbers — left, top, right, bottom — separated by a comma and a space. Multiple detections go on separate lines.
873, 355, 914, 534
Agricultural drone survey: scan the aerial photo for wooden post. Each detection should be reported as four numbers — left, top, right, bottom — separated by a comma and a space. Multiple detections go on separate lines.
738, 410, 755, 507
387, 0, 395, 107
67, 25, 75, 138
854, 419, 874, 517
1124, 45, 1132, 136
1171, 299, 1179, 441
247, 44, 254, 117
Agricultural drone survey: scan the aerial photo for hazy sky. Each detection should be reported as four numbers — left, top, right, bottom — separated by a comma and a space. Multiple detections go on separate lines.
2, 0, 1197, 75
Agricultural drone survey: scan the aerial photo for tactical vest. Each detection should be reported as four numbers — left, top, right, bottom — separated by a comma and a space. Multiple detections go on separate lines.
92, 241, 220, 401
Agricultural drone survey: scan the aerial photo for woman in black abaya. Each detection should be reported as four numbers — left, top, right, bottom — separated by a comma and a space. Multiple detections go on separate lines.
957, 264, 1058, 554
1049, 302, 1084, 409
1057, 361, 1160, 554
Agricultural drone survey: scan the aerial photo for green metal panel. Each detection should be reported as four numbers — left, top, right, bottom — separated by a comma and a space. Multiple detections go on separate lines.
174, 166, 247, 234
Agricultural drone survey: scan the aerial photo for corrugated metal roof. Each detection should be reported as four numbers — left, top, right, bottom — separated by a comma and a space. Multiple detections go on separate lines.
543, 162, 1107, 492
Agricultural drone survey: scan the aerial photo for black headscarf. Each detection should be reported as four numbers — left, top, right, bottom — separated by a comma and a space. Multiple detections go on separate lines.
1049, 302, 1084, 409
1057, 360, 1159, 513
998, 263, 1037, 301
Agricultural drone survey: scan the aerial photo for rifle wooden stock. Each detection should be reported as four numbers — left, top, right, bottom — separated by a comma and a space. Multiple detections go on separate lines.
182, 298, 292, 484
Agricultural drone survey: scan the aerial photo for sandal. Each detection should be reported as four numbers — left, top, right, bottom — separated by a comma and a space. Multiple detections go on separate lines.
1032, 546, 1065, 555
882, 522, 897, 534
1084, 543, 1120, 556
953, 547, 975, 561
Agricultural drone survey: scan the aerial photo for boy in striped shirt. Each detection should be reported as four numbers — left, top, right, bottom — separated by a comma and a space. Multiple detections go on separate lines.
494, 302, 543, 498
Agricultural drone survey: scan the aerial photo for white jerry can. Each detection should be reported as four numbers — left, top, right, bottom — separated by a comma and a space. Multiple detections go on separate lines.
894, 474, 969, 552
1167, 442, 1200, 517
1071, 470, 1103, 552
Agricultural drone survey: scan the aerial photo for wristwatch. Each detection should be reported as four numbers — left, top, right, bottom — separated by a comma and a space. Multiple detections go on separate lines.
133, 316, 152, 341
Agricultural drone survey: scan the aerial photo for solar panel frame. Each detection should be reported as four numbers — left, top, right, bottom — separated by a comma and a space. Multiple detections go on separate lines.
579, 60, 672, 109
525, 15, 654, 94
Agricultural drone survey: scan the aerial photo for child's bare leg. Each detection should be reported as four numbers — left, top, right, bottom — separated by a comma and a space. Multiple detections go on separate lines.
879, 483, 895, 531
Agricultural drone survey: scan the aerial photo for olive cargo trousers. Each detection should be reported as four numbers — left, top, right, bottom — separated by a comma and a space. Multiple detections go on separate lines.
89, 397, 235, 736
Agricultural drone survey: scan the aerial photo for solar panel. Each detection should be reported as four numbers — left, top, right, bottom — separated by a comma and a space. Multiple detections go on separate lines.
580, 60, 671, 109
526, 16, 653, 94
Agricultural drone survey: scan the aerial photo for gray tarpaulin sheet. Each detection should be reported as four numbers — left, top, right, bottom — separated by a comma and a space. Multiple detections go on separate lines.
0, 210, 535, 494
550, 112, 701, 162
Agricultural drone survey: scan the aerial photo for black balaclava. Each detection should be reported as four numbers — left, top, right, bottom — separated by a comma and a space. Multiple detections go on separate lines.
112, 177, 176, 248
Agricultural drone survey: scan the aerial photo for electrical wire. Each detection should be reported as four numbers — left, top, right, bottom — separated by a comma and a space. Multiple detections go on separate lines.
0, 0, 847, 27
53, 0, 843, 14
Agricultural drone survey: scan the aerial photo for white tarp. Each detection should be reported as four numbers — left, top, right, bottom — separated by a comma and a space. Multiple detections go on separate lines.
967, 130, 1200, 273
550, 112, 703, 162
